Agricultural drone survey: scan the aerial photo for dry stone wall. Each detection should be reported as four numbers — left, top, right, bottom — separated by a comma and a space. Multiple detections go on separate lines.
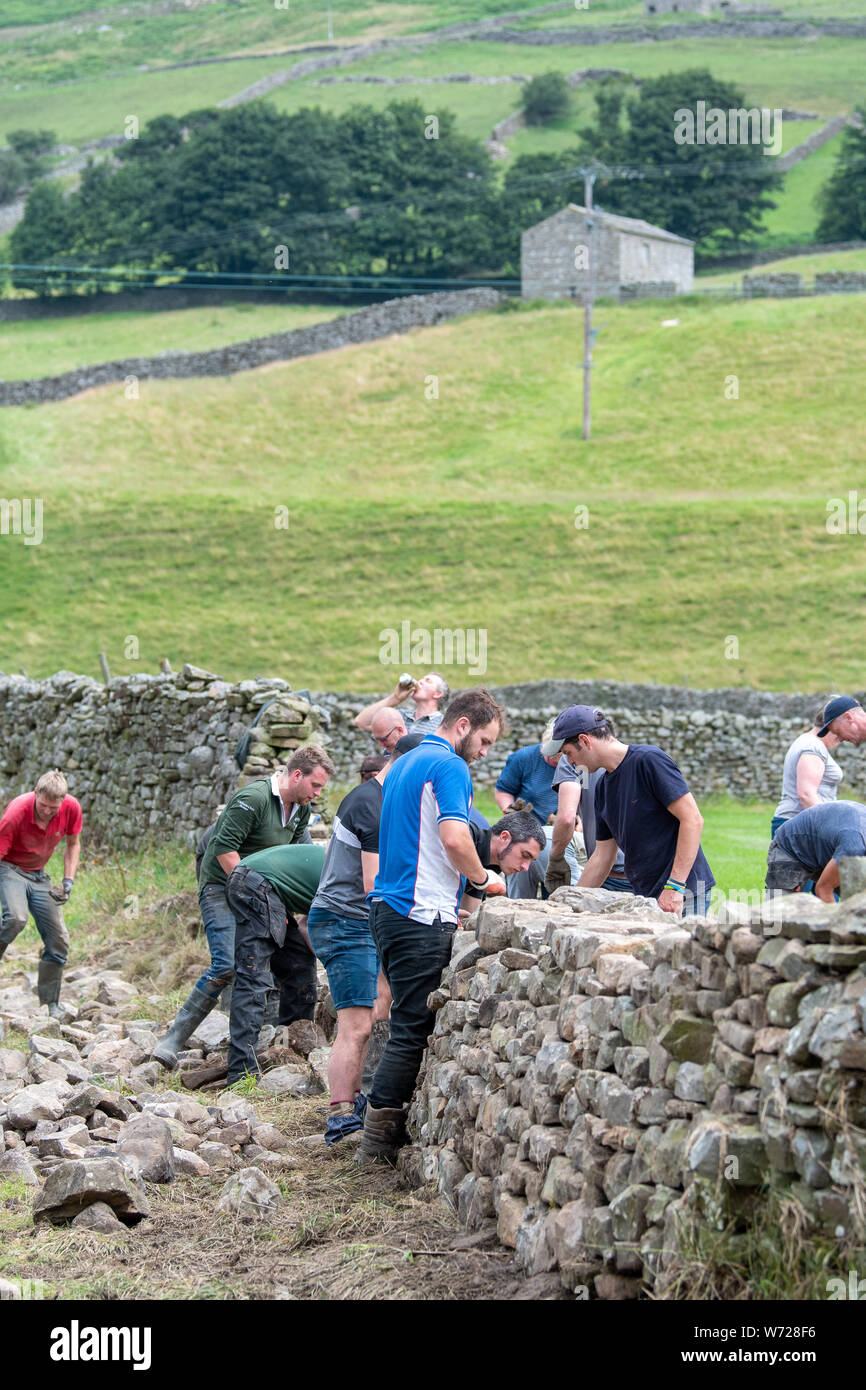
3, 673, 866, 848
0, 290, 506, 407
0, 667, 327, 850
401, 877, 866, 1298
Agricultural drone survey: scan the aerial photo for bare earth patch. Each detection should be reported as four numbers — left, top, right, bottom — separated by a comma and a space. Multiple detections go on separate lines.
1, 1095, 526, 1301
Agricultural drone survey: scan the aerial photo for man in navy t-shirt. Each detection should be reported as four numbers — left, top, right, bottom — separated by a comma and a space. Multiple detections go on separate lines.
543, 704, 714, 917
766, 801, 866, 901
356, 688, 508, 1166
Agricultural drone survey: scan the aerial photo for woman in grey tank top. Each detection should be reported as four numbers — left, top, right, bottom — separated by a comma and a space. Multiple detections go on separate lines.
771, 707, 843, 838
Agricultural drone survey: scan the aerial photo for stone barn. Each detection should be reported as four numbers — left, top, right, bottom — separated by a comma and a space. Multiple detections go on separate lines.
521, 204, 694, 302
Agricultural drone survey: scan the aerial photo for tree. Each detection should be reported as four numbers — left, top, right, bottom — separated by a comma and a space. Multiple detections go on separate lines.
573, 70, 783, 248
0, 151, 26, 206
816, 109, 866, 241
7, 128, 56, 178
8, 182, 75, 292
495, 150, 586, 274
521, 72, 571, 127
6, 100, 501, 294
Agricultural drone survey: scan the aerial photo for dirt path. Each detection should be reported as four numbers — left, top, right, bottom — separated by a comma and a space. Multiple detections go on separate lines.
1, 1092, 554, 1301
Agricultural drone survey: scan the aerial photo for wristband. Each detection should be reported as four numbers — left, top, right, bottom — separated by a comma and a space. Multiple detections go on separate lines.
468, 871, 491, 892
664, 879, 686, 894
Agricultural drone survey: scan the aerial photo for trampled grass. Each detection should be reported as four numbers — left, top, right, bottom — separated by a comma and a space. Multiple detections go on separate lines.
1, 292, 864, 689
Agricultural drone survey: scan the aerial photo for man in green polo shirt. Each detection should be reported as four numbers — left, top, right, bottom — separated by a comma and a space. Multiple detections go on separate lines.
153, 747, 334, 1069
225, 843, 326, 1083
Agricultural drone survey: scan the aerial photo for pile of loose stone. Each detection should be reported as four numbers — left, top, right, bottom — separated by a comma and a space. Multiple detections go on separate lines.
402, 880, 866, 1299
0, 964, 334, 1236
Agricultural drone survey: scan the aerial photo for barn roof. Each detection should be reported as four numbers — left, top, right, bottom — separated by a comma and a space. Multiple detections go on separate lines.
524, 204, 694, 247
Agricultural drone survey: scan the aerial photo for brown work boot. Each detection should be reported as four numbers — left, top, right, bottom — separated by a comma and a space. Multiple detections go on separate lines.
354, 1103, 406, 1167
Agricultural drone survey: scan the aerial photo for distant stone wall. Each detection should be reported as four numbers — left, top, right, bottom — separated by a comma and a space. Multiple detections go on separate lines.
0, 289, 506, 407
3, 673, 866, 850
314, 678, 866, 802
742, 272, 805, 297
402, 880, 866, 1297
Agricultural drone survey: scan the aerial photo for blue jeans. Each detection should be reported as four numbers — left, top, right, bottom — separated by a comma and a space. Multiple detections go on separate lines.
307, 906, 380, 1010
0, 862, 69, 964
367, 899, 454, 1109
601, 873, 634, 894
195, 883, 238, 1000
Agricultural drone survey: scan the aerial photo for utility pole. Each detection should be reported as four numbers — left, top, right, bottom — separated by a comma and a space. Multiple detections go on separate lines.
582, 169, 596, 442
327, 3, 333, 39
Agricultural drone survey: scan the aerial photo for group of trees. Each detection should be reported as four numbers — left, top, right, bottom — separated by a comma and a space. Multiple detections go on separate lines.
6, 75, 864, 296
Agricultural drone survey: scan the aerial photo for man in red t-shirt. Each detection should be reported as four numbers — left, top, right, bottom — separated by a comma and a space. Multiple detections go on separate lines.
0, 770, 83, 1015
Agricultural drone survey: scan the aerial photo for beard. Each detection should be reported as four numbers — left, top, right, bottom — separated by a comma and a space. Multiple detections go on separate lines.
454, 731, 474, 765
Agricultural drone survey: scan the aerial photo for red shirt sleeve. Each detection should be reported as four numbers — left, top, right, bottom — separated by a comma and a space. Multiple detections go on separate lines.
63, 797, 83, 835
0, 804, 18, 860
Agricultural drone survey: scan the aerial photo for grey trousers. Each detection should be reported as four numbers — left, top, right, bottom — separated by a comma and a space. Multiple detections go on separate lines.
0, 862, 69, 964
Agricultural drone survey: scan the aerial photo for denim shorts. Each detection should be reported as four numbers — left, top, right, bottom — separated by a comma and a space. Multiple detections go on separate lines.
307, 906, 380, 1010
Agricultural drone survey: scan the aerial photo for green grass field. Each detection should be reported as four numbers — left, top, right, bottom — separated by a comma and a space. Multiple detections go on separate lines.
0, 302, 347, 380
345, 35, 865, 114
697, 246, 866, 289
0, 291, 864, 691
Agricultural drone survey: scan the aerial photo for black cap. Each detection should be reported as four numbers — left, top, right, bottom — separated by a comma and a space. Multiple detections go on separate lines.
541, 704, 605, 757
393, 731, 425, 758
817, 695, 861, 738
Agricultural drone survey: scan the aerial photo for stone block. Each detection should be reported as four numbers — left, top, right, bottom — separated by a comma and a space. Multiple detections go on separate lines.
686, 1118, 766, 1188
496, 1192, 527, 1248
596, 1075, 635, 1126
657, 1014, 714, 1064
216, 1166, 282, 1219
791, 1128, 832, 1188
610, 1183, 653, 1244
33, 1157, 150, 1226
673, 1062, 706, 1103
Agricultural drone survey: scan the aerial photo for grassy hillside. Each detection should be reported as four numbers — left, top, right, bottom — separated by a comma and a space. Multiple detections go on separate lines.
697, 246, 866, 288
0, 302, 347, 380
0, 291, 863, 691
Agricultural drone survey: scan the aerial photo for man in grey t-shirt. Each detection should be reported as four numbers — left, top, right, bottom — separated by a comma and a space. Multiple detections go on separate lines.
766, 801, 866, 902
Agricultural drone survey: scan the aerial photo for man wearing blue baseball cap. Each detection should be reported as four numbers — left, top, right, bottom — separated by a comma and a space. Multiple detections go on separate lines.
817, 696, 866, 744
542, 705, 714, 917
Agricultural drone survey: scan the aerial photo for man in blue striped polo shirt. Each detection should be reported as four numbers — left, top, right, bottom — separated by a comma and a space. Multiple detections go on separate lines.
356, 688, 508, 1165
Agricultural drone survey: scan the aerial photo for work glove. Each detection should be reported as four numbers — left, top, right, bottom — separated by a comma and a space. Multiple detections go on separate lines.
508, 797, 534, 814
48, 878, 74, 904
544, 855, 571, 895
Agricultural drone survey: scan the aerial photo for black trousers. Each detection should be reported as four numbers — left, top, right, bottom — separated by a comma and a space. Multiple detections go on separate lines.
368, 898, 455, 1110
225, 865, 317, 1081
